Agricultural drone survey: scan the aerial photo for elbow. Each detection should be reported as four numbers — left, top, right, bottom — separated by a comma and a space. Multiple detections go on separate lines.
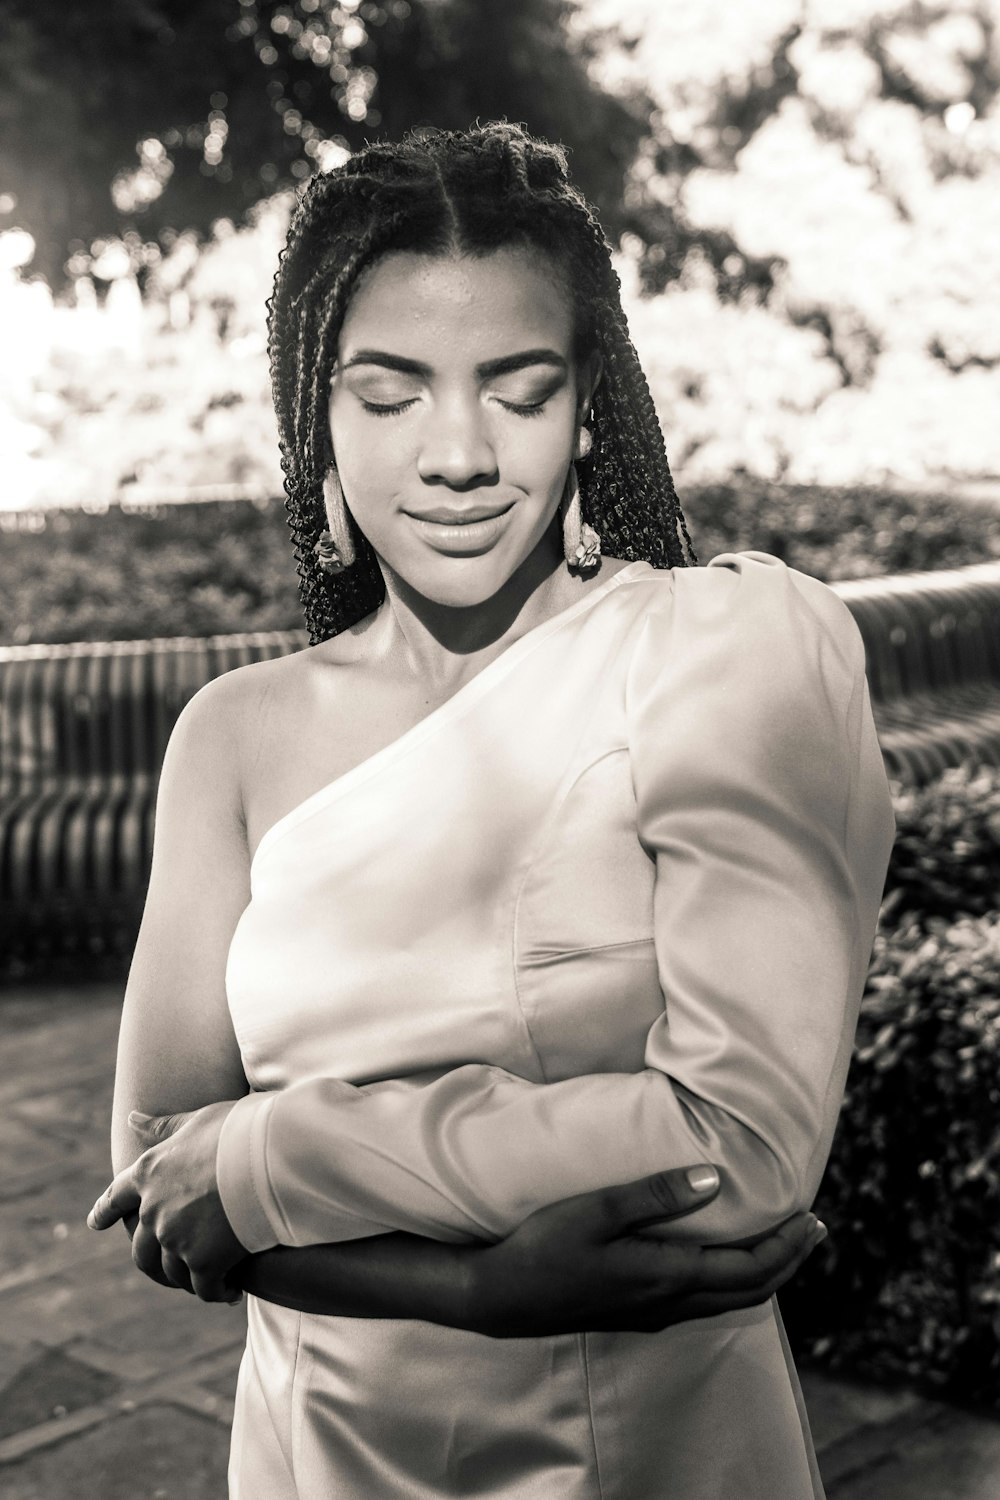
680, 1099, 822, 1246
731, 1140, 813, 1244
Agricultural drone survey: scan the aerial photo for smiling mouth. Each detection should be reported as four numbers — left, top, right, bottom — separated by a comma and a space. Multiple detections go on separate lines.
405, 503, 514, 525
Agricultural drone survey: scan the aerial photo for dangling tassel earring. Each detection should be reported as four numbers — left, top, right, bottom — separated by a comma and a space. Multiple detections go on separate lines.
561, 423, 601, 572
314, 465, 356, 575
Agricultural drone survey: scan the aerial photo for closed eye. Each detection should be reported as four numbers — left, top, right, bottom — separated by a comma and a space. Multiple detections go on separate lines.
360, 397, 548, 419
360, 398, 419, 418
496, 398, 548, 418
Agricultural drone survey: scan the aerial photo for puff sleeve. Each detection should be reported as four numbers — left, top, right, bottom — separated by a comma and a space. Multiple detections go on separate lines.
217, 553, 895, 1253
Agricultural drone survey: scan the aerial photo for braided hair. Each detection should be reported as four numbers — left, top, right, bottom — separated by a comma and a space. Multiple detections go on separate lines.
267, 121, 698, 645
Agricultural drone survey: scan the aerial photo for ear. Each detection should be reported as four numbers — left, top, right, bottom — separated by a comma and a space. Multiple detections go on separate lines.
577, 350, 603, 422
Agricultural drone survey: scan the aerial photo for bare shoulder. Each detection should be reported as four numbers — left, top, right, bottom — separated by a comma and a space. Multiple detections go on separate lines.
176, 630, 373, 843
175, 641, 326, 776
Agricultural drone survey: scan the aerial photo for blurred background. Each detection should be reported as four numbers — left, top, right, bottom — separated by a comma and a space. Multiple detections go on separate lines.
2, 4, 1000, 1497
4, 0, 1000, 640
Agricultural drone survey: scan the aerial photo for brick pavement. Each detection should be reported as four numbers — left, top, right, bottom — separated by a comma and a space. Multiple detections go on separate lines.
1, 981, 998, 1499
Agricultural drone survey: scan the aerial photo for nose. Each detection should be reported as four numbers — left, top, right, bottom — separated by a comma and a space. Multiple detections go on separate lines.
416, 394, 499, 490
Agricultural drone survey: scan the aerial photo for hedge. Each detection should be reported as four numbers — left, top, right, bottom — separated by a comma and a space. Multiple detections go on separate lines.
3, 477, 999, 645
782, 763, 1000, 1406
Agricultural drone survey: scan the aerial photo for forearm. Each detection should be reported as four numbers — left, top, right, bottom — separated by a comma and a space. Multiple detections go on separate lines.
231, 1230, 480, 1329
219, 1062, 824, 1256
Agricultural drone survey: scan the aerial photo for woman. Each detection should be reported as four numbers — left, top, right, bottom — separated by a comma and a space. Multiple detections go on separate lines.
90, 123, 895, 1497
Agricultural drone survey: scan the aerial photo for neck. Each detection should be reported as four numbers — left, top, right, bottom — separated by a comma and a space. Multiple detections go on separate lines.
368, 522, 584, 691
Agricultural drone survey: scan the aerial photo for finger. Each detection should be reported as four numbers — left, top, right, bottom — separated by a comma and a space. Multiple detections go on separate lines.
597, 1164, 722, 1238
190, 1265, 243, 1305
669, 1234, 820, 1321
128, 1110, 186, 1143
88, 1172, 141, 1231
689, 1214, 823, 1296
162, 1249, 195, 1295
131, 1222, 174, 1289
640, 1221, 825, 1330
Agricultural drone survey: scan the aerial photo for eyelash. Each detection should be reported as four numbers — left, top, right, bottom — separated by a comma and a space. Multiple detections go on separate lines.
359, 398, 548, 420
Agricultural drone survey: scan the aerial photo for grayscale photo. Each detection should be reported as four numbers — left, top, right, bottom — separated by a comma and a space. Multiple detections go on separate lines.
2, 2, 999, 1496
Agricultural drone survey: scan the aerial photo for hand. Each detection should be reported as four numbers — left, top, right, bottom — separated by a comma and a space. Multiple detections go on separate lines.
465, 1165, 826, 1338
87, 1102, 247, 1304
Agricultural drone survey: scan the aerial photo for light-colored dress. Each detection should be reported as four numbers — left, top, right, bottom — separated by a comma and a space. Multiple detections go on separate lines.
219, 552, 895, 1499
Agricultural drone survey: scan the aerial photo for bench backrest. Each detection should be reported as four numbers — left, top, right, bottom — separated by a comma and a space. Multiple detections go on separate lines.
0, 631, 307, 789
831, 560, 1000, 703
3, 558, 1000, 792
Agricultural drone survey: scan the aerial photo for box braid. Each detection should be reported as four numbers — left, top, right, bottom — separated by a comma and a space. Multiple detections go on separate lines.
267, 121, 698, 646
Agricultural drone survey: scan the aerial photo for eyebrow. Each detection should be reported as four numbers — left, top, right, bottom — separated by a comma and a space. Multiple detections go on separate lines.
340, 348, 568, 378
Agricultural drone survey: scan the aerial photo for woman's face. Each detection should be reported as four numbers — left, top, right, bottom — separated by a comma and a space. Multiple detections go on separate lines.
328, 246, 600, 609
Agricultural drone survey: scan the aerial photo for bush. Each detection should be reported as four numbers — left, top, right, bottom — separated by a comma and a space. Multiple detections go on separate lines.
2, 477, 998, 645
784, 910, 1000, 1404
1, 499, 302, 645
882, 765, 1000, 926
783, 763, 1000, 1405
682, 475, 1000, 582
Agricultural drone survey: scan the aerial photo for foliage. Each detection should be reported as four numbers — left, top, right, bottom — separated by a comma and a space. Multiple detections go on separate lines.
881, 764, 1000, 925
608, 0, 1000, 489
6, 3, 1000, 508
781, 762, 1000, 1403
681, 476, 1000, 580
0, 500, 303, 647
3, 479, 998, 646
784, 905, 1000, 1405
0, 0, 650, 289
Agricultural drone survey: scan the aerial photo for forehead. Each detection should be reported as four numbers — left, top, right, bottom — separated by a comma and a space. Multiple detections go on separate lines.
338, 247, 574, 359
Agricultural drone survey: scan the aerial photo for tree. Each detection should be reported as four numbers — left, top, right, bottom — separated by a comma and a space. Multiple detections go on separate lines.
597, 0, 1000, 490
0, 0, 652, 289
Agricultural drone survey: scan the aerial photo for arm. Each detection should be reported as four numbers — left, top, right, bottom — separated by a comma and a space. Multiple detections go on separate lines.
230, 1168, 827, 1338
111, 672, 252, 1181
215, 553, 897, 1254
108, 667, 484, 1314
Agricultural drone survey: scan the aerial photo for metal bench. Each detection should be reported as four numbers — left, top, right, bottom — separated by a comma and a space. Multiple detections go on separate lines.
2, 559, 1000, 964
0, 630, 306, 965
831, 559, 1000, 784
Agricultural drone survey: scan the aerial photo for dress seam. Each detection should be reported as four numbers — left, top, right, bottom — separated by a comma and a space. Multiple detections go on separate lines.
288, 1309, 306, 1490
547, 933, 654, 960
510, 743, 630, 1084
579, 1332, 608, 1500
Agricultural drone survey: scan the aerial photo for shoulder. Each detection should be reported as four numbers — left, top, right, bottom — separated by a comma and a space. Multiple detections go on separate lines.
175, 641, 317, 739
626, 550, 863, 677
161, 645, 316, 817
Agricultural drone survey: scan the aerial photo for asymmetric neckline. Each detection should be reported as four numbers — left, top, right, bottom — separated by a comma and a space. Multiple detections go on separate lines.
250, 560, 655, 875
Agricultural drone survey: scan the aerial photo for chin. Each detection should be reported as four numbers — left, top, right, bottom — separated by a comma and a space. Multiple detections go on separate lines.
406, 557, 515, 609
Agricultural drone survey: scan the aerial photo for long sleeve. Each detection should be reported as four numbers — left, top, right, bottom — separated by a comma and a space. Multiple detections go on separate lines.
217, 552, 895, 1254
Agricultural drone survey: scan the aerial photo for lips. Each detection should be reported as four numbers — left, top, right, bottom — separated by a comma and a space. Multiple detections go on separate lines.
406, 503, 513, 525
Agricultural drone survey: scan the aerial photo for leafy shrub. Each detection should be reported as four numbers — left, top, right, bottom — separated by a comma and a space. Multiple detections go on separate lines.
1, 499, 302, 645
783, 762, 1000, 1404
683, 475, 1000, 582
881, 765, 1000, 926
2, 477, 998, 645
784, 909, 1000, 1404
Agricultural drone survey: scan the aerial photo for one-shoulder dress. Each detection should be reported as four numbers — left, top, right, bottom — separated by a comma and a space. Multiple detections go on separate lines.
218, 551, 895, 1499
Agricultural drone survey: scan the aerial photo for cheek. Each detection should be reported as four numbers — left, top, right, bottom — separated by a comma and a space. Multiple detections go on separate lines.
515, 435, 573, 511
330, 421, 404, 516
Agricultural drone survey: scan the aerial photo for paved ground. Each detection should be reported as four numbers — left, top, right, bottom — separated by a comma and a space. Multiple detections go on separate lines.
2, 981, 998, 1499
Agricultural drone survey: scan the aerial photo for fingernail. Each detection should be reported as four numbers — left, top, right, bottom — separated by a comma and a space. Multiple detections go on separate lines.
686, 1165, 720, 1194
128, 1111, 151, 1125
811, 1220, 828, 1244
86, 1211, 96, 1230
